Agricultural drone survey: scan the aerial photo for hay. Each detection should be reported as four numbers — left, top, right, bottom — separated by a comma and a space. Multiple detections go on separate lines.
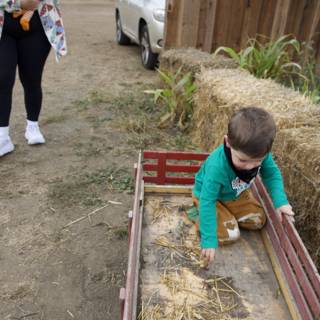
193, 68, 320, 151
159, 48, 237, 79
273, 128, 320, 268
139, 268, 242, 320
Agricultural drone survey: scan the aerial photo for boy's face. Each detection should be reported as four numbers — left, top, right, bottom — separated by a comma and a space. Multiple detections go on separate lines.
229, 148, 264, 170
225, 135, 264, 170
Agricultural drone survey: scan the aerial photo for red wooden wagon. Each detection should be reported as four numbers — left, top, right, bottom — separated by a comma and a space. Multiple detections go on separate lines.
120, 150, 320, 320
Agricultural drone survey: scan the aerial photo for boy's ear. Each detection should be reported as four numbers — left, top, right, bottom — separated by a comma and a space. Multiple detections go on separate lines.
224, 135, 231, 148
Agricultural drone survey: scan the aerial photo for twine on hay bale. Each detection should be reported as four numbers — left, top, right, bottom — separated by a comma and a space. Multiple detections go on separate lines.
159, 48, 237, 79
193, 68, 320, 151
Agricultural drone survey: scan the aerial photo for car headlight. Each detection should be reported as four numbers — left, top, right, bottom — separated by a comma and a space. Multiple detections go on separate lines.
153, 9, 165, 22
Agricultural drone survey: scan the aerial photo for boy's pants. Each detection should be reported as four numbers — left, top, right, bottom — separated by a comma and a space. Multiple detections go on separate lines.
192, 189, 266, 245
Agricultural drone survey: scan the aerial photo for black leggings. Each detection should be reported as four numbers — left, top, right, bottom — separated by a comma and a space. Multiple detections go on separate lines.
0, 11, 51, 127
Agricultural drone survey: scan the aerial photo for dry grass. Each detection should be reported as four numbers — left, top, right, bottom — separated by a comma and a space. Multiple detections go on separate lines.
139, 269, 243, 320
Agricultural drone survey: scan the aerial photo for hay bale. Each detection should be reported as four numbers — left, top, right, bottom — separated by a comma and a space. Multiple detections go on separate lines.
159, 48, 237, 78
273, 128, 320, 268
193, 68, 320, 151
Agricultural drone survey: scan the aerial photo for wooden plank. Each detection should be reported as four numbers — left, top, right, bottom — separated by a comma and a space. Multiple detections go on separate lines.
196, 0, 209, 49
240, 0, 264, 49
252, 181, 314, 320
226, 0, 246, 51
144, 184, 192, 194
143, 163, 201, 173
177, 0, 201, 47
164, 0, 181, 49
144, 150, 209, 161
157, 153, 167, 185
278, 220, 320, 317
144, 176, 195, 185
123, 154, 144, 320
298, 0, 319, 43
283, 0, 306, 37
261, 229, 301, 320
212, 0, 234, 50
283, 217, 320, 299
257, 0, 278, 41
203, 0, 218, 52
271, 0, 291, 40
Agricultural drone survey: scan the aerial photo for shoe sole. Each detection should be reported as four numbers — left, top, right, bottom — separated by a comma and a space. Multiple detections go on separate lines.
25, 134, 45, 145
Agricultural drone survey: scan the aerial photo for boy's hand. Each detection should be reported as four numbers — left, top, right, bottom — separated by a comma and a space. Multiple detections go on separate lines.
201, 248, 215, 264
21, 0, 39, 10
276, 204, 295, 223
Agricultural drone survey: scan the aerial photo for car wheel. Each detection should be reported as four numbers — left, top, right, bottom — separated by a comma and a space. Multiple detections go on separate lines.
116, 12, 130, 45
140, 24, 158, 70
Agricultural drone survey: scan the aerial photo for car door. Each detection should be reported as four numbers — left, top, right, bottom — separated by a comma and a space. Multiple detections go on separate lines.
118, 0, 131, 34
125, 0, 144, 42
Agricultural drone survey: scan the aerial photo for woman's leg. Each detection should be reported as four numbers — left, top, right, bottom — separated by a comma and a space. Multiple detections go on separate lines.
0, 20, 18, 155
0, 31, 17, 127
17, 13, 51, 124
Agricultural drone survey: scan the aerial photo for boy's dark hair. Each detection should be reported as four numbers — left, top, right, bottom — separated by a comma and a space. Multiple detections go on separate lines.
227, 107, 276, 158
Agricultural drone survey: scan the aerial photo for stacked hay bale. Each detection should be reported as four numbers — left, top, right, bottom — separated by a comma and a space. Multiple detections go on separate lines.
193, 67, 320, 267
159, 48, 237, 79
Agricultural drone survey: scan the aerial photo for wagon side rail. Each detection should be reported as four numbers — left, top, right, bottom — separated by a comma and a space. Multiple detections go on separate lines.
120, 152, 144, 320
120, 150, 320, 320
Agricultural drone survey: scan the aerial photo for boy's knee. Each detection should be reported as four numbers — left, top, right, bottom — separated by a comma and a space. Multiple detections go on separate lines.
237, 211, 266, 230
218, 220, 240, 245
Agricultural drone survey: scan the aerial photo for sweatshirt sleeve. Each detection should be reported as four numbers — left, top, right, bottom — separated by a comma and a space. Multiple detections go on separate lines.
0, 0, 21, 11
260, 153, 288, 208
199, 164, 221, 249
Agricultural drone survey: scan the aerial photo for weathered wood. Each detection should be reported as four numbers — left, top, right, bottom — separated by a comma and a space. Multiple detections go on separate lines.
203, 0, 218, 52
226, 1, 246, 51
271, 0, 291, 40
178, 0, 201, 47
257, 0, 278, 40
261, 229, 301, 320
144, 185, 192, 194
164, 0, 320, 69
164, 0, 181, 49
196, 0, 208, 49
284, 0, 306, 37
240, 0, 264, 48
212, 0, 233, 50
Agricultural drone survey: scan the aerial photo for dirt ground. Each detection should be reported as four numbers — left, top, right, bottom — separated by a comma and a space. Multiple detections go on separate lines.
0, 1, 178, 319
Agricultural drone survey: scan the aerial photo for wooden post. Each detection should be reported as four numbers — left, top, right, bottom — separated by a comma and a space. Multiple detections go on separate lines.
203, 0, 218, 52
271, 0, 291, 40
240, 0, 264, 48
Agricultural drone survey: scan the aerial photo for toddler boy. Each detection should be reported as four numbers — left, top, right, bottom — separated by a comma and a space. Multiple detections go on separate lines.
190, 107, 294, 264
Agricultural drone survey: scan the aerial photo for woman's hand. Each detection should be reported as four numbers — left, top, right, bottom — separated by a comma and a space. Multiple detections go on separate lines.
20, 0, 40, 10
201, 248, 216, 264
276, 204, 295, 223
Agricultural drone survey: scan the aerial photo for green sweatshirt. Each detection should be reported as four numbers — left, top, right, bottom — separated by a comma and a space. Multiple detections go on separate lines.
193, 144, 288, 249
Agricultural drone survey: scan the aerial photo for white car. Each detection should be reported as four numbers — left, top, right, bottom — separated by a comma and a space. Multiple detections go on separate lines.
115, 0, 166, 69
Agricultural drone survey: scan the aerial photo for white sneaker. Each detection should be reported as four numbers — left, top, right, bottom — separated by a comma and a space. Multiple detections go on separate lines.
25, 124, 45, 145
0, 137, 14, 156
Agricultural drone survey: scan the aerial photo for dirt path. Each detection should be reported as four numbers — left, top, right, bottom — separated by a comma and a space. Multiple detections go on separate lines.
0, 1, 161, 319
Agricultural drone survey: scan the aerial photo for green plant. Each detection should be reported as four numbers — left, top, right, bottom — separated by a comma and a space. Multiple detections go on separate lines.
294, 42, 320, 104
215, 35, 302, 82
145, 67, 196, 130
